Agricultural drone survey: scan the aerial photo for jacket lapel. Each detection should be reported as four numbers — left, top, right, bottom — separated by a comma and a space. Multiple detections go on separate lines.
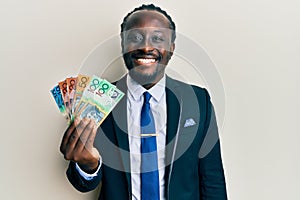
112, 76, 132, 194
164, 76, 182, 197
165, 77, 181, 151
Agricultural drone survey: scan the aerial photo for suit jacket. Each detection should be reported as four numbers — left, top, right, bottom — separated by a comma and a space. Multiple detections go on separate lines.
66, 76, 227, 200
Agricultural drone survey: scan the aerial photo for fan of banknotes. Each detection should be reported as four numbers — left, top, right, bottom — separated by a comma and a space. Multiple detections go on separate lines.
50, 74, 124, 127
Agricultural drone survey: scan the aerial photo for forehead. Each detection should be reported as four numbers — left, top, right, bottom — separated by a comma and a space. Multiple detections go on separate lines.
124, 10, 171, 30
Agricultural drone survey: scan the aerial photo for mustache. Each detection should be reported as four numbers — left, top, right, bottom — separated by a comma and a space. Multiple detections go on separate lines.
125, 49, 163, 61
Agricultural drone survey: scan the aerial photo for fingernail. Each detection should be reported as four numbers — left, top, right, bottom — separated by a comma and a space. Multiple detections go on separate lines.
74, 117, 80, 124
84, 118, 89, 123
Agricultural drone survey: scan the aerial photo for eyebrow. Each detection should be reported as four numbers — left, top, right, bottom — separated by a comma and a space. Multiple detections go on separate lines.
126, 29, 166, 35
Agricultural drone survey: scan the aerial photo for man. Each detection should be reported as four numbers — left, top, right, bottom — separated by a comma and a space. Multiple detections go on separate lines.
60, 4, 227, 200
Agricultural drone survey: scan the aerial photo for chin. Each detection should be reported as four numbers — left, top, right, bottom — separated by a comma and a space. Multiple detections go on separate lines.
128, 66, 164, 86
129, 69, 157, 85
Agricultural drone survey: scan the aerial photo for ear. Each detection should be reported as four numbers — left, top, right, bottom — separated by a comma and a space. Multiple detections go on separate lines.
168, 43, 175, 58
120, 33, 125, 53
171, 42, 175, 52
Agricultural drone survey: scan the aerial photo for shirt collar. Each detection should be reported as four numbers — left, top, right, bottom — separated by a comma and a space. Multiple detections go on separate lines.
127, 74, 166, 102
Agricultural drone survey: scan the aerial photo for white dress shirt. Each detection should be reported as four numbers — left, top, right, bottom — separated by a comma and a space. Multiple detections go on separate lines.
127, 75, 167, 200
76, 75, 167, 200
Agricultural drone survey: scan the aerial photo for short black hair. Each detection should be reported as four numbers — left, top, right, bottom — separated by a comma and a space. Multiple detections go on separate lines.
120, 4, 176, 42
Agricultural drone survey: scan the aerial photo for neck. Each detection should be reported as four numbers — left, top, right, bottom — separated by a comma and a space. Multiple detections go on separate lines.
143, 73, 164, 89
143, 83, 156, 89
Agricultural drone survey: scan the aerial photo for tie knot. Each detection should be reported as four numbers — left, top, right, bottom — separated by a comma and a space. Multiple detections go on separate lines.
143, 92, 151, 104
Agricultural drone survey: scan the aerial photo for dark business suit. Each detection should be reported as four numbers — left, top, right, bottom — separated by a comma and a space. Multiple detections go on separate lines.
66, 76, 227, 200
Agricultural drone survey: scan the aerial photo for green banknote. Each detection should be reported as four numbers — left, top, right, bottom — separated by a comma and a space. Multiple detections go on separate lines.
51, 74, 124, 126
80, 75, 104, 103
77, 75, 124, 126
78, 102, 106, 126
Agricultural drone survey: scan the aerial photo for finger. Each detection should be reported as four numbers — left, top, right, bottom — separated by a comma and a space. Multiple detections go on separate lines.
60, 119, 77, 154
85, 120, 98, 150
65, 118, 90, 157
74, 119, 95, 152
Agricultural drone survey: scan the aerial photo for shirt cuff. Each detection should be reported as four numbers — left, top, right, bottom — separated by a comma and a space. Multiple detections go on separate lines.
75, 159, 102, 181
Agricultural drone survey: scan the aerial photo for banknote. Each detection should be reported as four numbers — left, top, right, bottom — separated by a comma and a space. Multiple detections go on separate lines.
51, 74, 124, 126
80, 76, 116, 112
77, 102, 106, 126
74, 74, 91, 114
78, 75, 124, 125
80, 75, 104, 103
50, 85, 66, 115
93, 79, 124, 113
66, 77, 77, 114
106, 86, 124, 110
58, 80, 69, 113
78, 75, 104, 115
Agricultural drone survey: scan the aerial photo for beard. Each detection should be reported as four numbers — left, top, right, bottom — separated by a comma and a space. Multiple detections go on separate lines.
123, 51, 166, 86
128, 64, 164, 86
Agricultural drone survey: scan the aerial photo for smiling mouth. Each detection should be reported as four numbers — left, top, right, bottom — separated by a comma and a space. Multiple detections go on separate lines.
132, 54, 161, 66
136, 58, 157, 64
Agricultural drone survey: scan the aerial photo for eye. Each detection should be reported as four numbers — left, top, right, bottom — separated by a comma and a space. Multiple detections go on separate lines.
151, 35, 164, 43
127, 33, 143, 43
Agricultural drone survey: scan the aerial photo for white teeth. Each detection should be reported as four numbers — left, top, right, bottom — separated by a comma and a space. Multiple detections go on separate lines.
137, 58, 156, 64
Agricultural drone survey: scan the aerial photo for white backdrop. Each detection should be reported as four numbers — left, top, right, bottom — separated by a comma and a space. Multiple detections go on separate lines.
1, 0, 299, 199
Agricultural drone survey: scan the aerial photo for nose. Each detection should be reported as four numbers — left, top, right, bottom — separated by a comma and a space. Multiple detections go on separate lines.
139, 37, 154, 52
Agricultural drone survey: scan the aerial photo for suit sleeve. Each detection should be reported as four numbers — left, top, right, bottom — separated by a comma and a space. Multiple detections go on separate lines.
198, 90, 227, 199
66, 161, 102, 192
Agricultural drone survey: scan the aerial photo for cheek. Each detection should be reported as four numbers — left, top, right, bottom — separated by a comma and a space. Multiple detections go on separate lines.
123, 40, 143, 52
159, 49, 172, 58
153, 42, 171, 50
122, 44, 132, 54
122, 41, 134, 53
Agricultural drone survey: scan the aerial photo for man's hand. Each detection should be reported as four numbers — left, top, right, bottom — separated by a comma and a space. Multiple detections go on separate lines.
60, 118, 100, 173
